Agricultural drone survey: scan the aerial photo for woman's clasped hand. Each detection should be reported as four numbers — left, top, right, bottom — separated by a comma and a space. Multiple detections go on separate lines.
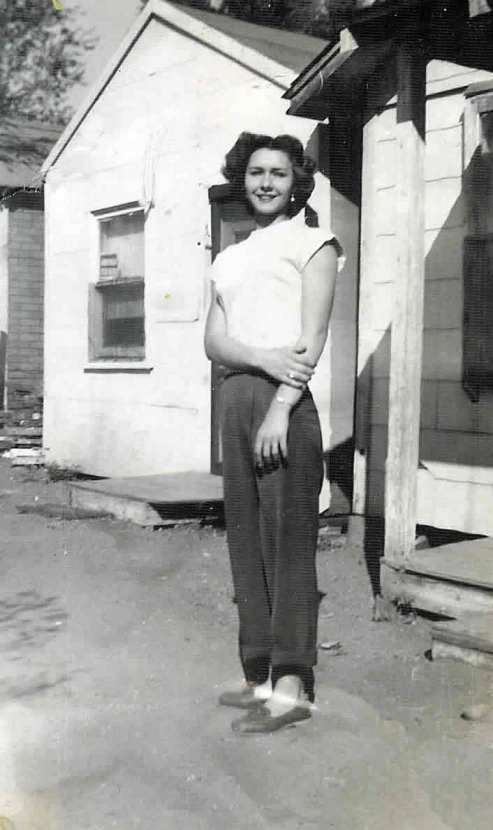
256, 345, 315, 388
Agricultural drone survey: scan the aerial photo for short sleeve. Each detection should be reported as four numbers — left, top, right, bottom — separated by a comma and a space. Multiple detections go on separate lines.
208, 248, 227, 293
298, 227, 345, 273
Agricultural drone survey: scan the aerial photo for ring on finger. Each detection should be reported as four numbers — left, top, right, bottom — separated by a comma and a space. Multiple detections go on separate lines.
288, 371, 296, 380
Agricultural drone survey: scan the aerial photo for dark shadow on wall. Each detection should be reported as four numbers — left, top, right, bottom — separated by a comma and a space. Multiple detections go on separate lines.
353, 162, 493, 597
323, 437, 354, 513
313, 110, 362, 517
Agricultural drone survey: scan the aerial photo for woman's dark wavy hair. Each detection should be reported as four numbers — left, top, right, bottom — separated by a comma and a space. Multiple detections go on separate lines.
221, 132, 316, 217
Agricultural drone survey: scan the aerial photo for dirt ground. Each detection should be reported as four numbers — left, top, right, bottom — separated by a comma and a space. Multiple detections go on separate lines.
0, 457, 492, 830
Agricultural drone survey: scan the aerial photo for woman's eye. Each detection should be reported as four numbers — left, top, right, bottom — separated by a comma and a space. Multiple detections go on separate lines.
249, 170, 283, 175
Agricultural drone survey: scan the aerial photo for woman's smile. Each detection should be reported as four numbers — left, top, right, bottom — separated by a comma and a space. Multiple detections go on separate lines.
253, 193, 281, 205
244, 148, 294, 222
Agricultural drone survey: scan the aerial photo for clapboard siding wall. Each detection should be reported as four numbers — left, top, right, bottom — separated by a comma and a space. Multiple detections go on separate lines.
360, 59, 493, 533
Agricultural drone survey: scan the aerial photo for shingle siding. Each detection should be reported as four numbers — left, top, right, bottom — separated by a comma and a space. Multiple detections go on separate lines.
7, 192, 44, 410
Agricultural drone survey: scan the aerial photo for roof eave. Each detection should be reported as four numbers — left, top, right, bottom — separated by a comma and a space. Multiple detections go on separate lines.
283, 40, 340, 102
285, 39, 394, 120
286, 2, 493, 120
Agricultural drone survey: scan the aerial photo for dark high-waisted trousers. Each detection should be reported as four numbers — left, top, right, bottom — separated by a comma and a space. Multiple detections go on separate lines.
220, 372, 324, 702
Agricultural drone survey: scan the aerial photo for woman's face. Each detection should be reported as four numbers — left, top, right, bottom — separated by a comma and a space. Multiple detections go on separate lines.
244, 148, 294, 220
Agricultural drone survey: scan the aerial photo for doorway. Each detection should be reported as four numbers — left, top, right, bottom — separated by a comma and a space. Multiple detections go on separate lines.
208, 184, 256, 475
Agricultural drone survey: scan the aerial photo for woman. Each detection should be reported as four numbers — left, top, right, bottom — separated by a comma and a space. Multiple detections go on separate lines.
204, 132, 343, 734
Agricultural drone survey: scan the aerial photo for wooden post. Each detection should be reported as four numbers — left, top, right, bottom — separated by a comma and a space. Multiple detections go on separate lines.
352, 114, 378, 524
384, 43, 427, 566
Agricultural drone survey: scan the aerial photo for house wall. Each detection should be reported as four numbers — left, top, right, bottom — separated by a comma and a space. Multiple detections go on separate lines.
7, 192, 45, 410
44, 17, 354, 484
359, 59, 493, 534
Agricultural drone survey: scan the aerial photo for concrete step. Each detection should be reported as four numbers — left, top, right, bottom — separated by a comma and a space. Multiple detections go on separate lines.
69, 471, 224, 527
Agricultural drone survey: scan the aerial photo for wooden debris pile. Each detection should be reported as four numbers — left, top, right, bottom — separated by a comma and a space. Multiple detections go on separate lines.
0, 393, 44, 466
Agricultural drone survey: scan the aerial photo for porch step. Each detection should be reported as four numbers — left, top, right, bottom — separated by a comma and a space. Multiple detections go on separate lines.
405, 538, 493, 589
381, 536, 493, 618
431, 613, 493, 670
69, 471, 224, 527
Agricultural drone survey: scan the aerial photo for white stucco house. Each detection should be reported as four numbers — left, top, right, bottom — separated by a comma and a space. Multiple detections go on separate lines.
41, 0, 358, 514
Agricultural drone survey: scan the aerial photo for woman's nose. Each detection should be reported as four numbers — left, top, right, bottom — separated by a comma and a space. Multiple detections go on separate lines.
260, 174, 273, 189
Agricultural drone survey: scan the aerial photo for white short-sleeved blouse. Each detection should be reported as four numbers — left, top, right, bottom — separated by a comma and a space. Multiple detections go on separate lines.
210, 217, 344, 350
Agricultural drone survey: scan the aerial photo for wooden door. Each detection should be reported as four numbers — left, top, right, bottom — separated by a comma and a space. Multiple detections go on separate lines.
209, 185, 256, 475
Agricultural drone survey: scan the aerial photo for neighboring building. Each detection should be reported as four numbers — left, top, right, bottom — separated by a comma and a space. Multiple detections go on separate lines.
41, 0, 359, 514
286, 1, 493, 537
0, 119, 60, 411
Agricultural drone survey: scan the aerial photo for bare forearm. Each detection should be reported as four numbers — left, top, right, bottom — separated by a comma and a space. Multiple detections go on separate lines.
205, 332, 315, 387
299, 329, 330, 367
271, 242, 337, 414
205, 332, 261, 371
259, 242, 338, 429
205, 287, 318, 384
274, 330, 328, 410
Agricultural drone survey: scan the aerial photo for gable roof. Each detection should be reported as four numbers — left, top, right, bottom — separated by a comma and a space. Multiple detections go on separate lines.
0, 119, 61, 190
41, 0, 327, 176
176, 5, 328, 74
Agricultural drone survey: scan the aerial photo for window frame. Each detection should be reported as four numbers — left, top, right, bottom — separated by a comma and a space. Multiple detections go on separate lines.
464, 81, 493, 167
89, 203, 146, 362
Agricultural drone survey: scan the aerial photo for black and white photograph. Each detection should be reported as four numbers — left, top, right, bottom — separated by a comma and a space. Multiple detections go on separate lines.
0, 0, 493, 827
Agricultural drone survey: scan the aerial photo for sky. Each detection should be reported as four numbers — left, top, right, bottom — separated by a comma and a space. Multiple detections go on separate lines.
60, 0, 144, 110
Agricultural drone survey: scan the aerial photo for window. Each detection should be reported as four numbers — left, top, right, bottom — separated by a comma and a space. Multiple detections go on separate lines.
89, 206, 145, 361
462, 88, 493, 400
